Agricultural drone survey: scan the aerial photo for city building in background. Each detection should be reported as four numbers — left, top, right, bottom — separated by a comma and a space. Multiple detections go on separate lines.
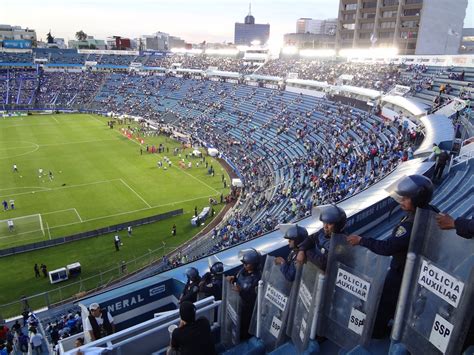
335, 0, 468, 55
68, 36, 106, 50
106, 36, 132, 50
140, 32, 186, 51
0, 24, 36, 48
234, 5, 270, 45
460, 28, 474, 53
296, 18, 337, 35
284, 32, 336, 49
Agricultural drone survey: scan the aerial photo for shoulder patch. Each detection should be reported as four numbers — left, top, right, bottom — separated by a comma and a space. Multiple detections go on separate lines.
395, 226, 407, 237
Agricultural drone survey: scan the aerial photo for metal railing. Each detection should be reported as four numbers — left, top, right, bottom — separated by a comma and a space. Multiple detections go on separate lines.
0, 244, 168, 320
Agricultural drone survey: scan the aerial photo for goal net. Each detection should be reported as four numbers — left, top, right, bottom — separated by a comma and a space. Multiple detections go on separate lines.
0, 213, 45, 239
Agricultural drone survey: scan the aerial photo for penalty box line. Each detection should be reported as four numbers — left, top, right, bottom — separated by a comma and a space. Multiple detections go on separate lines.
119, 178, 152, 208
48, 194, 216, 231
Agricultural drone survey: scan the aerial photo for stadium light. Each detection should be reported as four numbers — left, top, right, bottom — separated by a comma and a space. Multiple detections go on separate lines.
188, 48, 203, 54
299, 49, 336, 57
338, 47, 398, 58
205, 48, 239, 56
281, 46, 298, 55
170, 47, 186, 53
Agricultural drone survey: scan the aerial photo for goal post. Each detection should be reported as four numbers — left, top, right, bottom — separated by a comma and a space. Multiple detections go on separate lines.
0, 213, 45, 239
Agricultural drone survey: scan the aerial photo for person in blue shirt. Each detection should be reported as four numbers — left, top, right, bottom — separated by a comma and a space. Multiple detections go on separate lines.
274, 224, 308, 282
347, 174, 438, 339
297, 204, 347, 272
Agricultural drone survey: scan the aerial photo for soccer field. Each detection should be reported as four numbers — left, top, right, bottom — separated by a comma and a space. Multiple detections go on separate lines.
0, 113, 228, 249
0, 113, 230, 315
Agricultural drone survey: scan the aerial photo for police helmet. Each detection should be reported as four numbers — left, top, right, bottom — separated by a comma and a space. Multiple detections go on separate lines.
282, 224, 308, 247
185, 267, 199, 280
239, 248, 261, 266
207, 255, 224, 274
313, 204, 347, 233
387, 174, 433, 208
210, 261, 224, 275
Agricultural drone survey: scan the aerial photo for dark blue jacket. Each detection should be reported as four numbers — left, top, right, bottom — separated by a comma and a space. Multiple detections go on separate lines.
280, 250, 297, 282
455, 217, 474, 239
299, 229, 331, 271
235, 268, 261, 307
359, 212, 415, 273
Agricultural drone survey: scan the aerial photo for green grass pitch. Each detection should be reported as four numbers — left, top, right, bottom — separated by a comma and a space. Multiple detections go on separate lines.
0, 113, 230, 317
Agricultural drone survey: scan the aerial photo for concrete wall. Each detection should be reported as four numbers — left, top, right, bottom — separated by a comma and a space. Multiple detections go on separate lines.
416, 0, 468, 55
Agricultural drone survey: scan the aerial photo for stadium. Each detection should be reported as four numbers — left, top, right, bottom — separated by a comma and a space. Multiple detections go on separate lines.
0, 3, 473, 355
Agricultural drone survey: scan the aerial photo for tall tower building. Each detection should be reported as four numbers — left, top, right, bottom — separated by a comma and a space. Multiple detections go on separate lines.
234, 4, 270, 45
335, 0, 468, 55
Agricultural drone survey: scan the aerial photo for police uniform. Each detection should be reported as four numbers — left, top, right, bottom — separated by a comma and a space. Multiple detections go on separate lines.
299, 230, 331, 272
199, 272, 223, 301
359, 212, 415, 338
235, 268, 261, 340
180, 277, 201, 304
280, 249, 298, 282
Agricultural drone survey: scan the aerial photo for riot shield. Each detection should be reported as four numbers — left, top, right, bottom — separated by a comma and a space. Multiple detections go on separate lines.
392, 209, 474, 355
221, 277, 241, 347
320, 233, 391, 349
288, 261, 325, 354
249, 255, 293, 352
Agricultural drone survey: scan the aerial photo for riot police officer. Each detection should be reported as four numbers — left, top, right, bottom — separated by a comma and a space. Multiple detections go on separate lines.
274, 224, 308, 281
297, 204, 347, 271
180, 267, 201, 304
347, 174, 438, 338
199, 257, 224, 301
226, 248, 261, 340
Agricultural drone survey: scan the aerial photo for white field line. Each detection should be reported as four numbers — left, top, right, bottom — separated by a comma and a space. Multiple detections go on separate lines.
45, 194, 215, 231
0, 145, 38, 151
39, 138, 119, 147
119, 178, 152, 208
123, 133, 220, 195
0, 143, 39, 160
170, 164, 220, 194
87, 114, 106, 125
51, 116, 59, 123
0, 179, 121, 199
0, 227, 45, 240
73, 208, 83, 222
46, 222, 52, 240
42, 208, 76, 216
0, 193, 213, 240
0, 186, 51, 193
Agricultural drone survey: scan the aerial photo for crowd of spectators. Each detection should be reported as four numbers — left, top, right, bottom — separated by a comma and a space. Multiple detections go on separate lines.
36, 70, 106, 107
257, 59, 401, 91
0, 69, 39, 106
88, 74, 420, 267
0, 65, 455, 273
0, 311, 50, 355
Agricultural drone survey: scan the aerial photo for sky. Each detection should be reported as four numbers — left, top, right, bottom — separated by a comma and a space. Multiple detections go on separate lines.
2, 0, 474, 44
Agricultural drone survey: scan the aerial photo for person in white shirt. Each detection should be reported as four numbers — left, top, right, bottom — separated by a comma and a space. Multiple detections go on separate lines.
30, 328, 43, 355
7, 219, 14, 232
83, 303, 115, 341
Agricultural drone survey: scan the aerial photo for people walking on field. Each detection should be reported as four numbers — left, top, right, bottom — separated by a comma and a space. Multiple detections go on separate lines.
34, 264, 40, 278
13, 164, 18, 172
114, 235, 121, 251
41, 264, 48, 278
